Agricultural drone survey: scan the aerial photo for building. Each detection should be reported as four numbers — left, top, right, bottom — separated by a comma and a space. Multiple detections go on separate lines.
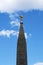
16, 16, 27, 65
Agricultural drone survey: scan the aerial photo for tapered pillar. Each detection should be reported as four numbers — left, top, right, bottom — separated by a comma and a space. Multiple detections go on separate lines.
16, 16, 27, 65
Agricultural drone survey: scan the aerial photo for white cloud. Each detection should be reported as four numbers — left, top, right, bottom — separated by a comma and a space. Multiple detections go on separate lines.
0, 0, 43, 13
34, 62, 43, 65
9, 13, 19, 20
0, 30, 28, 39
25, 33, 28, 39
0, 30, 18, 37
10, 19, 20, 27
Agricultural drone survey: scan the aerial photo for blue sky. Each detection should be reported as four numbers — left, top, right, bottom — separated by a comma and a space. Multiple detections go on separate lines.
0, 0, 43, 65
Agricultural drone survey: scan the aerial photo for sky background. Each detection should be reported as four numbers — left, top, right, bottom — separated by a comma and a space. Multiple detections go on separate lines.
0, 0, 43, 65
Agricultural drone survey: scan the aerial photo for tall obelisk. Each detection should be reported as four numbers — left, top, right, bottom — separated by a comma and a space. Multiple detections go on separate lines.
16, 16, 27, 65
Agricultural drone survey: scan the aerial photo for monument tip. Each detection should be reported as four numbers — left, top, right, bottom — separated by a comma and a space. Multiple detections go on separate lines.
20, 16, 23, 19
20, 16, 23, 24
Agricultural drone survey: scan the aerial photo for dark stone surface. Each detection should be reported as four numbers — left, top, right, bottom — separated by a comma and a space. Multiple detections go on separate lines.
16, 22, 27, 65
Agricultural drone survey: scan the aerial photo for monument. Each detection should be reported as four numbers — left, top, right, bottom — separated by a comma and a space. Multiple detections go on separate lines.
16, 16, 27, 65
